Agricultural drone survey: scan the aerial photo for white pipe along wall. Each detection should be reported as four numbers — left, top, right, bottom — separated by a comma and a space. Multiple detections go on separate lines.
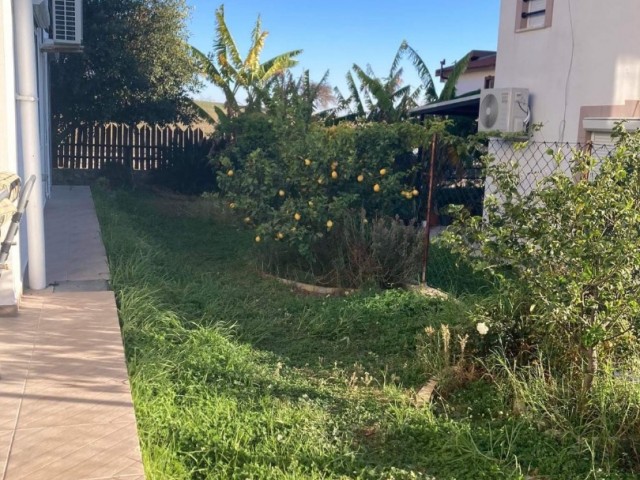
13, 0, 46, 290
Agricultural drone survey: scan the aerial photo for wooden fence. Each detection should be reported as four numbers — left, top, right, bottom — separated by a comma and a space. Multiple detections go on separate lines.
55, 124, 211, 171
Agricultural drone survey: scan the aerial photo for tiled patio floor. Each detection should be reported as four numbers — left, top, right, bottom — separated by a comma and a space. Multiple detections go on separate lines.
0, 186, 144, 479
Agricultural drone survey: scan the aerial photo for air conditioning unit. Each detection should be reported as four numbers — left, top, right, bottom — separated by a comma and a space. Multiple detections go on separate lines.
478, 88, 530, 133
51, 0, 83, 46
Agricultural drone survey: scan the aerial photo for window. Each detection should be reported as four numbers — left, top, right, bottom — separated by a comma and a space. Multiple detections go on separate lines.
516, 0, 554, 31
484, 75, 495, 89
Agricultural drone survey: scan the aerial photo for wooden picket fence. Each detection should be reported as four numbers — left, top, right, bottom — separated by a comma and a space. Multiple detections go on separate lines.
55, 123, 211, 171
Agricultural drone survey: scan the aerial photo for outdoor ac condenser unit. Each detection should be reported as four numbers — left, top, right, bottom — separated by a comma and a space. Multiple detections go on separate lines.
478, 88, 530, 133
51, 0, 83, 45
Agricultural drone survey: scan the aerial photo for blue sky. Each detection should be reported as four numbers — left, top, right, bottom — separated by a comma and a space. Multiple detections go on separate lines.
187, 1, 501, 104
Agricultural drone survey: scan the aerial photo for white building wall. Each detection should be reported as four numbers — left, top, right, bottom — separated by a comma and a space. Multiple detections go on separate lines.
0, 1, 24, 309
454, 69, 494, 96
495, 0, 640, 143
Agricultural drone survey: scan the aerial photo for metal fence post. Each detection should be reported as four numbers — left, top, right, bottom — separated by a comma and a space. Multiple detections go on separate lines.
421, 132, 438, 285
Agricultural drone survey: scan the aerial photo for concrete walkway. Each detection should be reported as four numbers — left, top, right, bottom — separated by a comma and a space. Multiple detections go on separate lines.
0, 186, 144, 479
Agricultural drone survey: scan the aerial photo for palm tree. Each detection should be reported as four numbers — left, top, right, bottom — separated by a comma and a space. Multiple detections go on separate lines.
191, 5, 302, 121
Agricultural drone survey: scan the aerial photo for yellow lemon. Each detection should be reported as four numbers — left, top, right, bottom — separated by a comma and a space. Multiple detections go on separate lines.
304, 158, 312, 166
276, 232, 284, 239
308, 201, 314, 207
331, 171, 338, 179
227, 169, 234, 177
294, 212, 301, 221
373, 184, 381, 193
357, 174, 364, 182
412, 189, 419, 196
326, 220, 334, 229
379, 168, 387, 176
229, 202, 236, 209
278, 189, 286, 197
317, 177, 324, 184
244, 217, 251, 223
255, 235, 261, 243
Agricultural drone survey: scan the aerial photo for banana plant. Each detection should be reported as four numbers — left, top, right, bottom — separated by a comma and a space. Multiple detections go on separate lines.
335, 41, 471, 122
191, 5, 302, 121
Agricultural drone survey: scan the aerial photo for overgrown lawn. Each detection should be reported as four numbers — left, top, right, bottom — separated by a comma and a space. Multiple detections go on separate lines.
94, 189, 614, 479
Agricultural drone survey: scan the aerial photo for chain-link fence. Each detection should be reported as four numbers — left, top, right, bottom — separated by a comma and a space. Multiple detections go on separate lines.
421, 139, 615, 284
429, 138, 618, 224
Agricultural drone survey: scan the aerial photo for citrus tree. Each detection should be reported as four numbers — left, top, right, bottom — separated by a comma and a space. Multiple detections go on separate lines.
214, 115, 439, 259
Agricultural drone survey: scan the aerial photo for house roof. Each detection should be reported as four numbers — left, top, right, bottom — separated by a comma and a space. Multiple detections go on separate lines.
436, 50, 496, 80
409, 93, 481, 118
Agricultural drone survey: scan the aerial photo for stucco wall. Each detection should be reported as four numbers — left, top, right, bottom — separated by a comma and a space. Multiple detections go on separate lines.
453, 68, 494, 96
495, 0, 640, 143
0, 1, 24, 308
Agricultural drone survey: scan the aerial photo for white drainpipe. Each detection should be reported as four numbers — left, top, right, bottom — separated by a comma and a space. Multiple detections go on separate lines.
13, 0, 46, 290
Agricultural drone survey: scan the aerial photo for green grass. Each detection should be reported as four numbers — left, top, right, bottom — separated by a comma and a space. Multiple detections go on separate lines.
94, 189, 623, 479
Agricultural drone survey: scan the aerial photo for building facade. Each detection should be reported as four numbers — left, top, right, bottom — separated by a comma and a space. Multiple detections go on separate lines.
494, 0, 640, 144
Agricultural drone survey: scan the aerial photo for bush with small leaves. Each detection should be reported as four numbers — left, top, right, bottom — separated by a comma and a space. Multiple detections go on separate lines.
444, 124, 640, 395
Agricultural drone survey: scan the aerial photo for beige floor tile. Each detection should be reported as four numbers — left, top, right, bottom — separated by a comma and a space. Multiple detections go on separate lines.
5, 422, 143, 480
0, 430, 14, 476
0, 186, 144, 479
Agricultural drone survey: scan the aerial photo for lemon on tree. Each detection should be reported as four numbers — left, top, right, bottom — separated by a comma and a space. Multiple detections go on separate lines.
373, 184, 381, 193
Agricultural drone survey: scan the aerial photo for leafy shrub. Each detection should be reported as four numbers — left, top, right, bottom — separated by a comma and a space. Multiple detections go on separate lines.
101, 160, 133, 189
258, 211, 424, 289
441, 125, 640, 472
152, 143, 215, 194
213, 114, 435, 261
445, 125, 640, 389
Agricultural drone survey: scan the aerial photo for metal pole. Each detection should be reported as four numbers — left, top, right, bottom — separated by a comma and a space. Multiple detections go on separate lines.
421, 132, 437, 285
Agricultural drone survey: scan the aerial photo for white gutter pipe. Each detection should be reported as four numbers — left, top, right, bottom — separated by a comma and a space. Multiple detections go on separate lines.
13, 0, 47, 290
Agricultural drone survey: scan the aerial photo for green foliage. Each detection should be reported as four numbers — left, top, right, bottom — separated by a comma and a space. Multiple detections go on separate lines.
152, 143, 216, 195
213, 116, 432, 261
439, 126, 640, 472
51, 0, 199, 140
264, 70, 334, 125
191, 5, 302, 118
334, 42, 472, 122
445, 127, 640, 386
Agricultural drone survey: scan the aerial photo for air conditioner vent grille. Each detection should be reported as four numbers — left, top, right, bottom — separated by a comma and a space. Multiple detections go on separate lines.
52, 0, 82, 45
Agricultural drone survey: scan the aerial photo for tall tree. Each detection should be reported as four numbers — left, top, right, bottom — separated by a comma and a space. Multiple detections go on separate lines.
50, 0, 199, 142
191, 5, 302, 120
